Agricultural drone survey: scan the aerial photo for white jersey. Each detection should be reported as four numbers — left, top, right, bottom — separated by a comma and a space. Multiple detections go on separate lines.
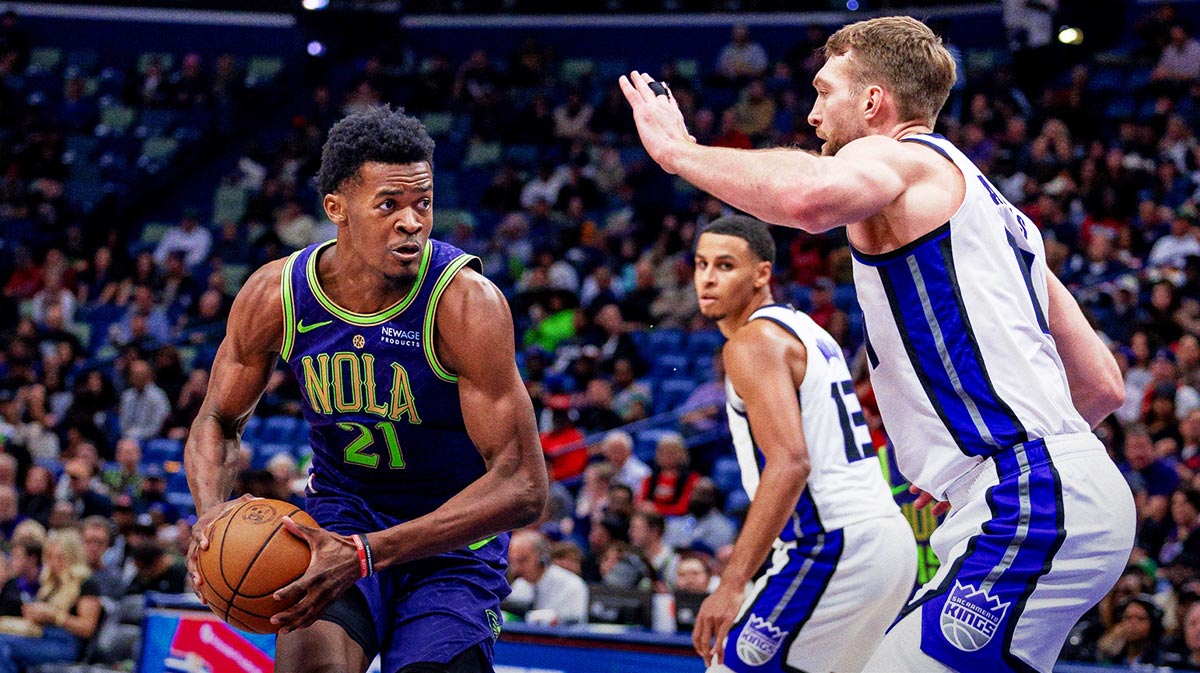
851, 133, 1088, 500
726, 304, 899, 540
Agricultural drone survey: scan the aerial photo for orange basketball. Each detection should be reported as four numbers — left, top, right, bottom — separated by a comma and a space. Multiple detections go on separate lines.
196, 498, 316, 634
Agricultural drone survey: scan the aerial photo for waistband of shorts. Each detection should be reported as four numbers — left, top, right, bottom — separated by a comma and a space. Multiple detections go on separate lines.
944, 431, 1103, 506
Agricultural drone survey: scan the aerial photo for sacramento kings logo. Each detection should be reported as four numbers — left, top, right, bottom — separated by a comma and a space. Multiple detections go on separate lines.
940, 581, 1010, 651
242, 503, 277, 524
736, 614, 787, 666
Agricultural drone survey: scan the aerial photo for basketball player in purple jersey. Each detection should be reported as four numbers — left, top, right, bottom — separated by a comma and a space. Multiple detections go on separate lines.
184, 107, 547, 673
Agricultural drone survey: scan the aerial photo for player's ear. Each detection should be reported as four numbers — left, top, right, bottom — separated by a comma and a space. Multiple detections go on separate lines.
863, 85, 884, 120
323, 193, 348, 227
755, 260, 772, 289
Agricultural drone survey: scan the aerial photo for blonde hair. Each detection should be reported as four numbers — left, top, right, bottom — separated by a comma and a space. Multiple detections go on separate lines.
37, 529, 91, 614
824, 16, 957, 126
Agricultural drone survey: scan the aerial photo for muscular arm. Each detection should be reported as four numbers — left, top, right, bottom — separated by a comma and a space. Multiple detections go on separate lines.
184, 261, 284, 516
369, 267, 547, 570
1046, 270, 1124, 428
620, 72, 906, 232
660, 140, 906, 233
718, 322, 812, 588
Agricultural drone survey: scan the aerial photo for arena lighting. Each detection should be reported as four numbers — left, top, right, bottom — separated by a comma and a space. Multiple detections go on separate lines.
846, 0, 860, 9
301, 0, 329, 10
307, 40, 326, 56
1058, 26, 1084, 45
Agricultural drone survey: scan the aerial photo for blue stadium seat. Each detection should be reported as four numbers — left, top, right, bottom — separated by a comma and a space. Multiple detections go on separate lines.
725, 487, 751, 515
712, 456, 742, 495
655, 378, 695, 415
645, 328, 685, 354
651, 353, 689, 379
252, 443, 294, 469
263, 416, 306, 445
833, 284, 858, 312
142, 438, 183, 464
686, 330, 724, 356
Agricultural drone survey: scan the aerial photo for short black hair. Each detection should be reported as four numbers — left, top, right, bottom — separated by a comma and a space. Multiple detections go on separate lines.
317, 106, 435, 196
700, 215, 776, 263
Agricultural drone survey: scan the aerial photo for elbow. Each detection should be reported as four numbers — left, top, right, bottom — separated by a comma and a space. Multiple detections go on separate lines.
1099, 375, 1125, 417
513, 472, 549, 528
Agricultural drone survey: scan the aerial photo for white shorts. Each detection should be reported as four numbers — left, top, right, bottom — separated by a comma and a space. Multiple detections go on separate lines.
712, 513, 916, 673
864, 433, 1135, 673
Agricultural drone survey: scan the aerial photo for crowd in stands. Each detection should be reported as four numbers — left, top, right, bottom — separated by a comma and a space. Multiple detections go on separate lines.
0, 2, 1199, 669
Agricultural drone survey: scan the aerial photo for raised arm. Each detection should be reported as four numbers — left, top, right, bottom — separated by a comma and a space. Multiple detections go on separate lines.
184, 260, 284, 596
1046, 270, 1124, 427
620, 72, 906, 232
693, 321, 811, 665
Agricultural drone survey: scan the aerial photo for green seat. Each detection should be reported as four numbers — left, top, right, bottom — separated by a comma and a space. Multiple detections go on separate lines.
142, 137, 179, 162
99, 105, 136, 134
675, 58, 699, 82
223, 264, 250, 292
212, 185, 248, 224
245, 56, 284, 86
28, 47, 62, 71
462, 141, 501, 168
140, 221, 173, 245
137, 52, 175, 75
420, 112, 454, 137
560, 58, 595, 83
434, 209, 477, 236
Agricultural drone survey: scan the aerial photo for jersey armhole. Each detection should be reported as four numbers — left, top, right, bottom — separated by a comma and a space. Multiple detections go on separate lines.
279, 251, 302, 362
423, 254, 482, 383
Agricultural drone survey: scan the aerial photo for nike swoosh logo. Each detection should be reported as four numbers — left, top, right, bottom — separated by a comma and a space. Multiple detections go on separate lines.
296, 319, 333, 334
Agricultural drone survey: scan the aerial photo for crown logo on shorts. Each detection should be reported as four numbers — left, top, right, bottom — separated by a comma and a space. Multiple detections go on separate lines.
736, 614, 788, 666
940, 581, 1011, 652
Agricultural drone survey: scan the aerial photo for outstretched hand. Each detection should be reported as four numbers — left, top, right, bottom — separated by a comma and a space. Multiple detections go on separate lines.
618, 71, 695, 174
270, 516, 363, 635
909, 484, 951, 517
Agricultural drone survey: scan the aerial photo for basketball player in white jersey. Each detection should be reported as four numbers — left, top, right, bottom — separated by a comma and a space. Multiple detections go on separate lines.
622, 15, 1135, 673
691, 215, 915, 672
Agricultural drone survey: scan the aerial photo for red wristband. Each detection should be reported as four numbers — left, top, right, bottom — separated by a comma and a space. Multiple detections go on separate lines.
352, 534, 369, 579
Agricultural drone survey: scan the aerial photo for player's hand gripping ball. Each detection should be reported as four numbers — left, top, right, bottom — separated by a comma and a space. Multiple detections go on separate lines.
196, 498, 318, 634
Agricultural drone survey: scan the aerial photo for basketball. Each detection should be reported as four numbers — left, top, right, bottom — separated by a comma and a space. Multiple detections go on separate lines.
196, 498, 317, 634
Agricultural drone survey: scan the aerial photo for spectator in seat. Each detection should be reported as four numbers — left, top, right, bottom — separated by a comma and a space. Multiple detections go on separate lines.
639, 433, 699, 517
1123, 424, 1179, 530
550, 541, 585, 577
540, 395, 586, 482
118, 359, 170, 442
124, 541, 186, 595
0, 486, 22, 542
630, 509, 678, 588
0, 537, 40, 616
153, 210, 211, 269
506, 530, 588, 625
101, 438, 142, 498
80, 517, 123, 599
663, 477, 737, 553
18, 466, 53, 528
674, 555, 713, 595
0, 529, 101, 672
1096, 595, 1168, 666
1152, 25, 1200, 87
715, 25, 768, 82
137, 466, 178, 526
62, 459, 111, 520
611, 358, 652, 423
599, 430, 650, 492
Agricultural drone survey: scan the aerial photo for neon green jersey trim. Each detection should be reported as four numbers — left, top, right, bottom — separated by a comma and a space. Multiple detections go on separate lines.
468, 535, 497, 551
422, 254, 478, 383
305, 240, 432, 327
279, 251, 302, 362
